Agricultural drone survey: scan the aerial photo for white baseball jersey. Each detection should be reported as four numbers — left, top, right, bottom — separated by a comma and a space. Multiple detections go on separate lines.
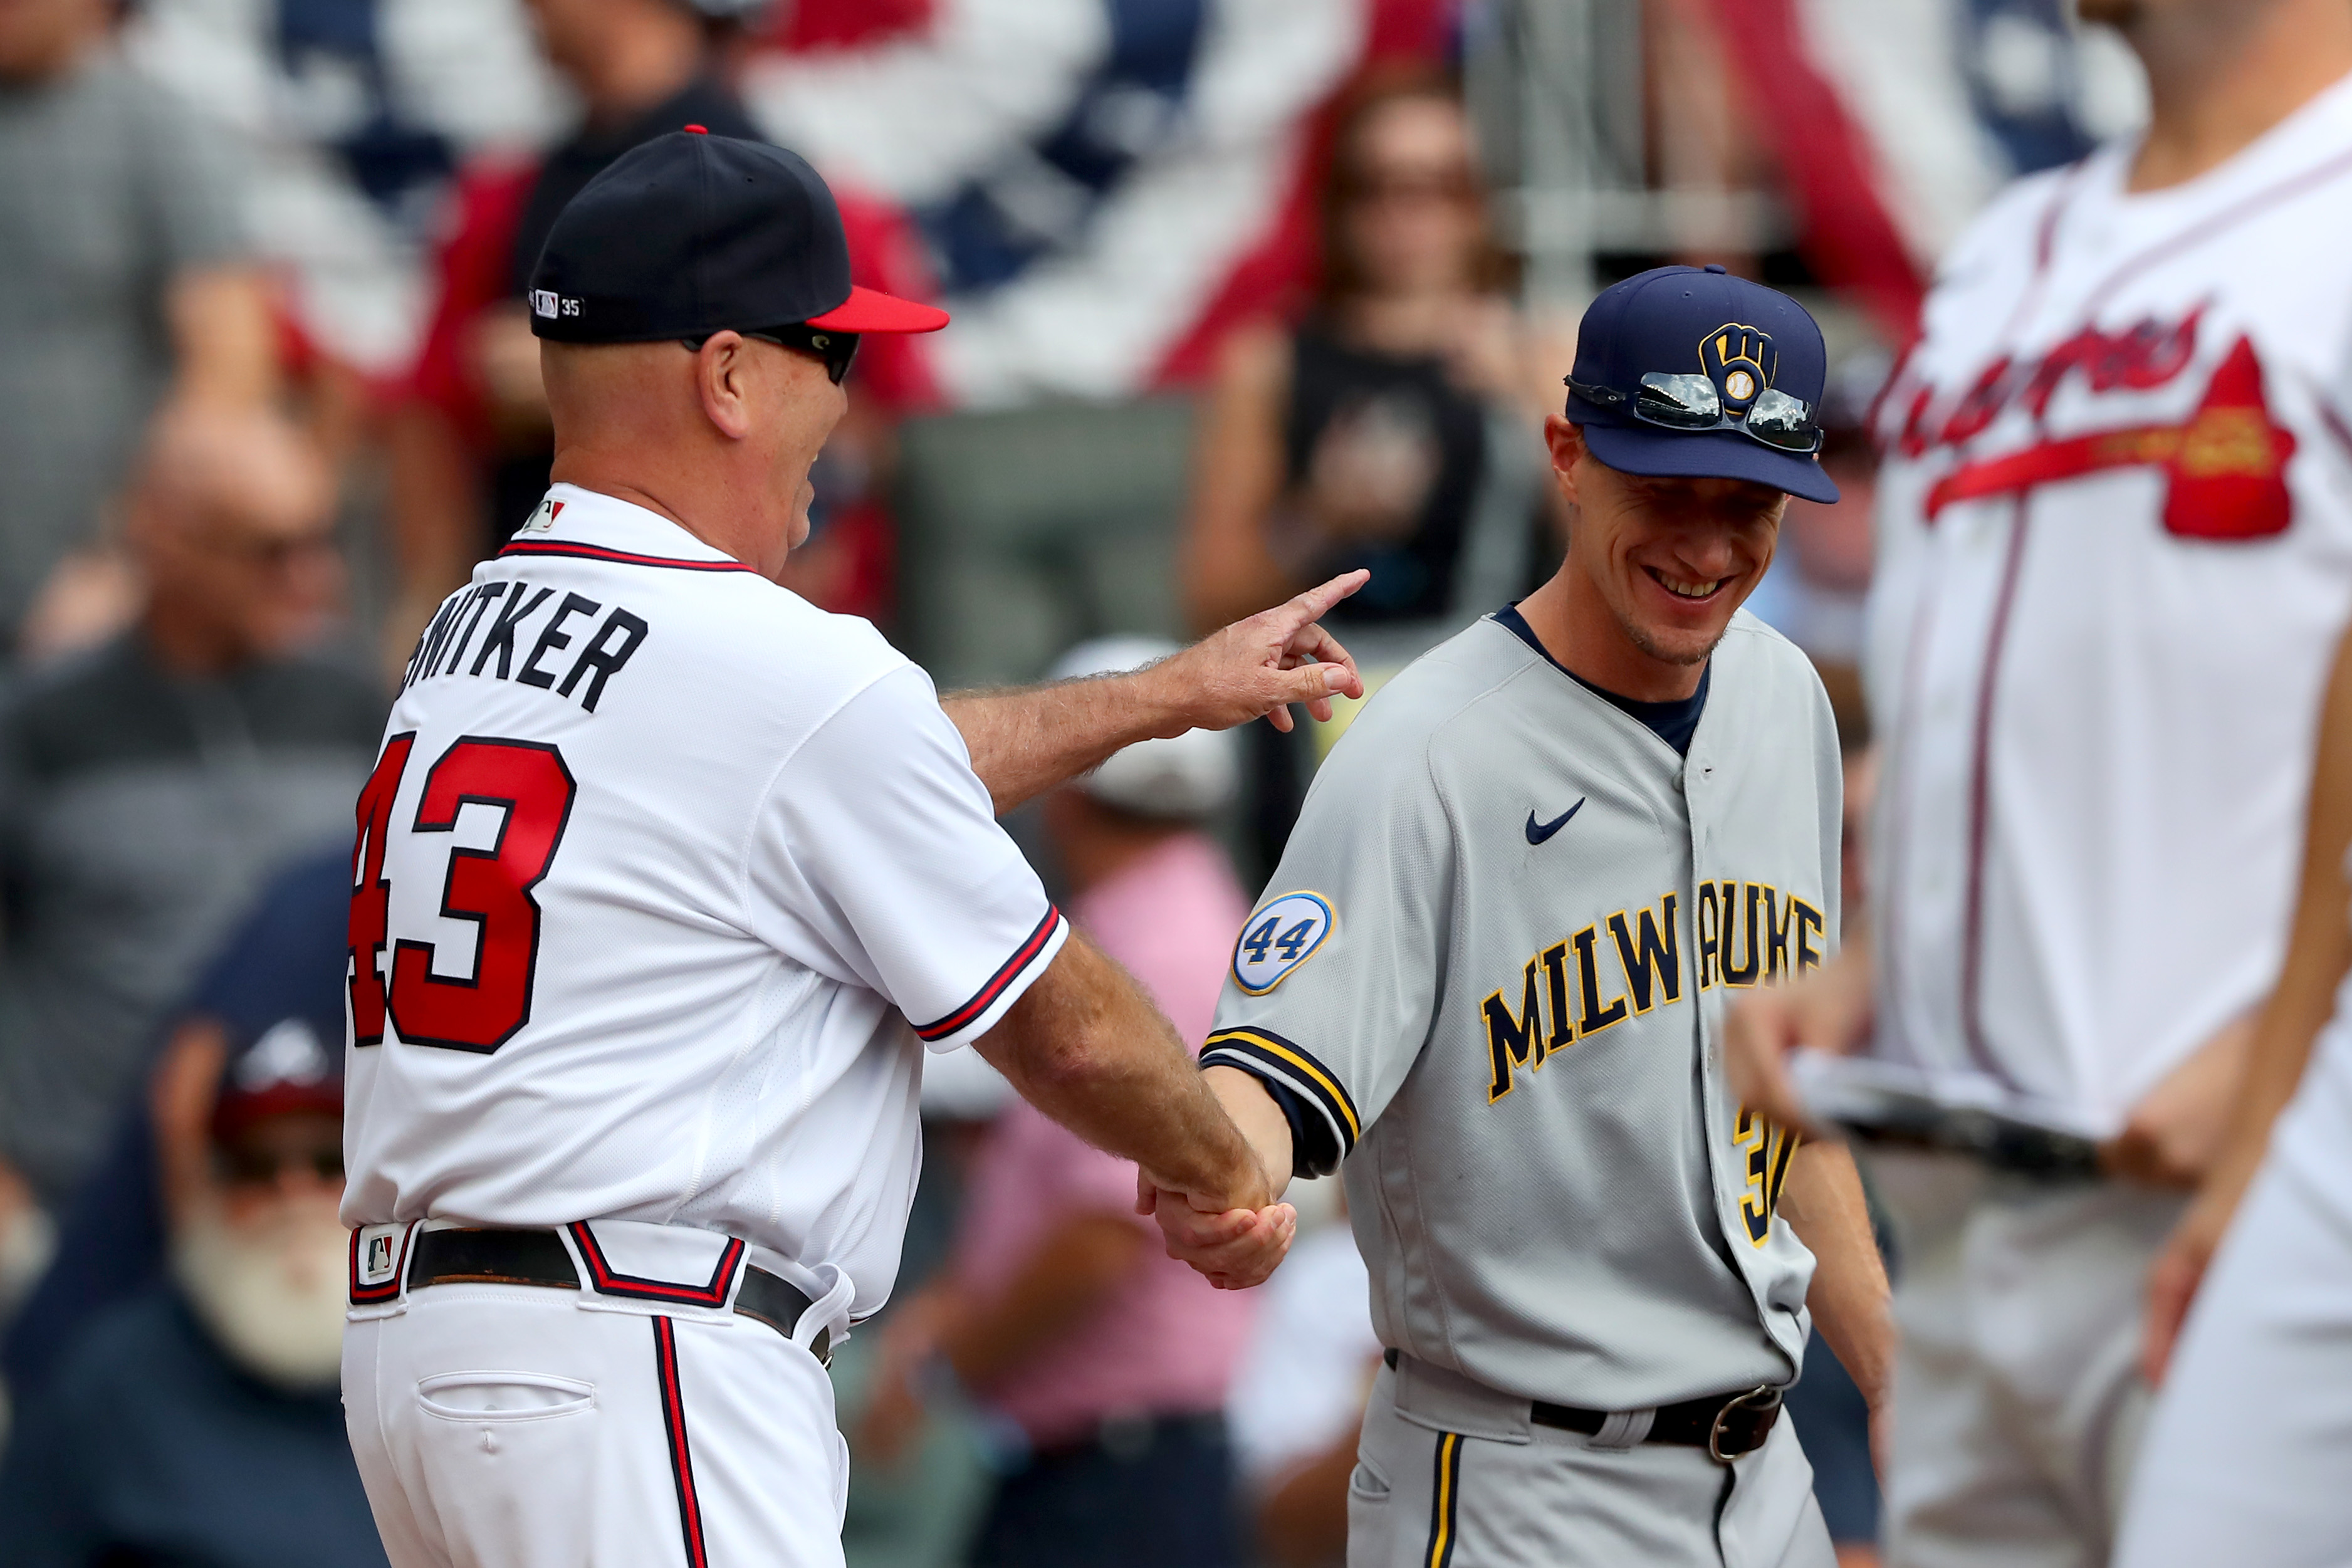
340, 483, 1067, 1319
1866, 70, 2352, 1132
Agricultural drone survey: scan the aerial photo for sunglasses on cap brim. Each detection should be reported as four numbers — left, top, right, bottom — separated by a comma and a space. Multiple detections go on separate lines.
1566, 372, 1823, 456
681, 321, 860, 385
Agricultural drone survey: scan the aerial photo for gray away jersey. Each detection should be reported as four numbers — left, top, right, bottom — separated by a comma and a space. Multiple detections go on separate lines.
1205, 612, 1841, 1410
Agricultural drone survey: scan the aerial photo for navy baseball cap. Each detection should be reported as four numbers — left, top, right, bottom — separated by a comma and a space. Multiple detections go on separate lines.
1564, 266, 1838, 504
528, 128, 948, 344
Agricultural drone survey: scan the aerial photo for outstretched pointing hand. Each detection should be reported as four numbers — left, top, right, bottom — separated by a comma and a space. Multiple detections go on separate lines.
1142, 570, 1370, 735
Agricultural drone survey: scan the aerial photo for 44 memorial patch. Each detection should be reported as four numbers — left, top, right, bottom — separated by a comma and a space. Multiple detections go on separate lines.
1231, 892, 1332, 995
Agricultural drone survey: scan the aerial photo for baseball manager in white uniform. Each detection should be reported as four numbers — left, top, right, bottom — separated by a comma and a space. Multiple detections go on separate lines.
1730, 3, 2352, 1564
338, 130, 1367, 1568
1155, 266, 1895, 1568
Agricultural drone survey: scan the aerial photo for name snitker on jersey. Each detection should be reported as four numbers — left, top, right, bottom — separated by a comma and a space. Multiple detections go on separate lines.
400, 575, 652, 711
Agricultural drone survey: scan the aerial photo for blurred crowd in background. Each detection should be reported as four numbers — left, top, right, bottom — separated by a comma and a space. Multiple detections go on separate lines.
0, 0, 2148, 1564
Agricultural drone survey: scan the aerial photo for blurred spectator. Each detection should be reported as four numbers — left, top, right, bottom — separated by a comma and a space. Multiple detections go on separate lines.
0, 847, 385, 1567
1225, 1200, 1380, 1568
860, 637, 1255, 1568
1180, 70, 1562, 868
0, 848, 352, 1394
0, 408, 383, 1213
385, 0, 765, 663
0, 0, 277, 652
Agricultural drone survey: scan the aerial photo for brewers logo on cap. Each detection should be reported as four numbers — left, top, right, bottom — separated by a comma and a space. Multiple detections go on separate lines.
1700, 324, 1777, 412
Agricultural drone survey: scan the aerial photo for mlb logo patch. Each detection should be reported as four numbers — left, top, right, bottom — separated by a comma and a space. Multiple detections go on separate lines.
521, 498, 565, 534
353, 1223, 405, 1295
531, 289, 561, 319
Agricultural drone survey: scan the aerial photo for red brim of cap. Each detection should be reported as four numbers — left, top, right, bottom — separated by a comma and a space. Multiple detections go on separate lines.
807, 285, 949, 334
211, 1082, 345, 1145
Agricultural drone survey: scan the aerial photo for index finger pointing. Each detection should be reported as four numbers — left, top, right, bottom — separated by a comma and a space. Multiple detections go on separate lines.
1270, 570, 1370, 636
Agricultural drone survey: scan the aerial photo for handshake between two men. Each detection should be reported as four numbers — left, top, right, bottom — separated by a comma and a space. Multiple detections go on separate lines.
951, 570, 1372, 1291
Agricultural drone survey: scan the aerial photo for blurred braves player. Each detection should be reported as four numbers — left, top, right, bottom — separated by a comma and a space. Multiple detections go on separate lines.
340, 130, 1367, 1568
1728, 1, 2352, 1564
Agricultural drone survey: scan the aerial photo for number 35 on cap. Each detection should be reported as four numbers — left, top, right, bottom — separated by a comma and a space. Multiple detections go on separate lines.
1231, 892, 1333, 995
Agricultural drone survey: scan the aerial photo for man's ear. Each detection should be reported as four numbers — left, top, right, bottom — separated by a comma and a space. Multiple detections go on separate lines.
1543, 416, 1586, 507
693, 332, 756, 442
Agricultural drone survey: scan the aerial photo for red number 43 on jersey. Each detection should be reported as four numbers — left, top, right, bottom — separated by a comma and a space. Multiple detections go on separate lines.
348, 732, 578, 1053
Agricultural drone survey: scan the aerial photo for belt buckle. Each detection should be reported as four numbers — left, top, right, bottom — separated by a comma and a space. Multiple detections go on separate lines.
1707, 1384, 1782, 1465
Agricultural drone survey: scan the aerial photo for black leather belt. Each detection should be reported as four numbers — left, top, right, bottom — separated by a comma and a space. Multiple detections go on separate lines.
1532, 1386, 1782, 1461
407, 1227, 830, 1366
1381, 1349, 1782, 1462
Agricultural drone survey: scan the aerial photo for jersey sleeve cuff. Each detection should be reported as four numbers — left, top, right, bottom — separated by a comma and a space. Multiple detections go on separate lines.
1200, 1026, 1361, 1162
909, 906, 1067, 1052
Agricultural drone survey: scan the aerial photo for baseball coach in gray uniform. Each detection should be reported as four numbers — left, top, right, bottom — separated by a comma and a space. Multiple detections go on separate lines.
1149, 267, 1893, 1567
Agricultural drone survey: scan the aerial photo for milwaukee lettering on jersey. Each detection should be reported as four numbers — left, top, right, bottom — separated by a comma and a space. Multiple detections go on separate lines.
1478, 882, 1825, 1106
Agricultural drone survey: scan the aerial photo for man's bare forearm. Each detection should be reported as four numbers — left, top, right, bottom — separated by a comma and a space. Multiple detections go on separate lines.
945, 674, 1180, 816
167, 267, 279, 408
942, 572, 1368, 814
1780, 1141, 1893, 1406
1205, 1065, 1295, 1201
976, 933, 1268, 1208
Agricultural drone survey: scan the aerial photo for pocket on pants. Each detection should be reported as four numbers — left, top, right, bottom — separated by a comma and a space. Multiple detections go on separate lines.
417, 1371, 597, 1423
1350, 1455, 1393, 1505
409, 1367, 604, 1567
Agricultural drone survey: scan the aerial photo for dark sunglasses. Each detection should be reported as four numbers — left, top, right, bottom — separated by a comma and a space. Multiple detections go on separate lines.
1340, 168, 1477, 205
1567, 372, 1822, 456
682, 321, 861, 385
197, 530, 340, 571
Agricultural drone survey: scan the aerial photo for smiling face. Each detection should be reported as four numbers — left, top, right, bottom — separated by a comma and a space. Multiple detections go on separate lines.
1545, 418, 1786, 677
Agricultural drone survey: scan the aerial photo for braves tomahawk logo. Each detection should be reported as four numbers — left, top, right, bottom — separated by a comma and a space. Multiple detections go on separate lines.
1891, 310, 2297, 541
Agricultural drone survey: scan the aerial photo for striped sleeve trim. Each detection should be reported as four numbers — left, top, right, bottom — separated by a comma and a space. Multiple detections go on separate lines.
1201, 1026, 1361, 1152
911, 906, 1065, 1043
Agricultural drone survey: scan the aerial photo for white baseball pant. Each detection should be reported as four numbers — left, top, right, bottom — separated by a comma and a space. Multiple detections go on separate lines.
2114, 1053, 2352, 1568
1869, 1151, 2181, 1568
343, 1220, 853, 1568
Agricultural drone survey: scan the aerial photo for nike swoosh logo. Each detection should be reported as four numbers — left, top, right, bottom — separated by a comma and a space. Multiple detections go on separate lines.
1525, 798, 1586, 845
